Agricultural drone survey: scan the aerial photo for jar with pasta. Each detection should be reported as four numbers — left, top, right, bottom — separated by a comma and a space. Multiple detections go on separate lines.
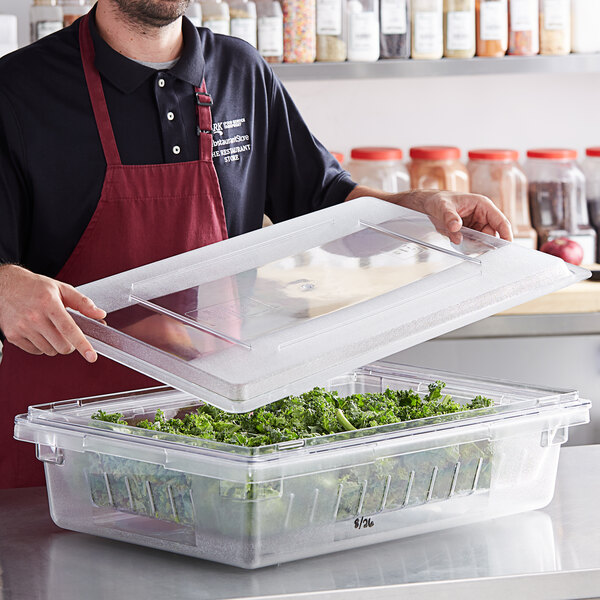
230, 0, 258, 47
444, 0, 475, 58
476, 0, 507, 57
283, 0, 316, 62
540, 0, 570, 55
571, 0, 600, 54
347, 0, 380, 61
408, 146, 469, 192
411, 0, 444, 59
468, 149, 536, 249
508, 0, 539, 55
316, 0, 347, 61
347, 147, 410, 193
257, 0, 284, 62
380, 0, 410, 58
202, 0, 231, 35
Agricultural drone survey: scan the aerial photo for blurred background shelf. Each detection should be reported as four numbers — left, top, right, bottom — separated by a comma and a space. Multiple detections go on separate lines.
273, 54, 600, 81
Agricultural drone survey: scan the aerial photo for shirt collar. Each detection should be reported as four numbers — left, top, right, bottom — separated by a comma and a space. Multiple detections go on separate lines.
88, 5, 205, 94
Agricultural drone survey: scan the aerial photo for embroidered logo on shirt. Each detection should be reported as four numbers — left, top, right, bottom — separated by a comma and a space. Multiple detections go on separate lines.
212, 117, 251, 163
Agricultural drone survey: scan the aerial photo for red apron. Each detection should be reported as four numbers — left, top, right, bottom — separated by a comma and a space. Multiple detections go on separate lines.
0, 14, 228, 489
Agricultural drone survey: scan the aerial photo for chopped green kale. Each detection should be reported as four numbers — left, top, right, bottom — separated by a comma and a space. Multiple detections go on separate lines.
91, 382, 493, 447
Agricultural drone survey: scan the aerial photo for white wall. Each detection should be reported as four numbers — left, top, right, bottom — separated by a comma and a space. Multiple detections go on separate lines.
0, 0, 29, 47
285, 72, 600, 160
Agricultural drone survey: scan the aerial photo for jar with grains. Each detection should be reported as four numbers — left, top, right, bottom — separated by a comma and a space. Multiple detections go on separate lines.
30, 0, 63, 43
316, 0, 347, 61
526, 148, 596, 263
409, 146, 469, 192
60, 0, 91, 28
230, 0, 258, 47
582, 148, 600, 258
347, 147, 410, 192
257, 0, 284, 62
202, 0, 231, 35
380, 0, 410, 58
468, 149, 537, 249
444, 0, 475, 58
508, 0, 539, 55
283, 0, 316, 62
186, 0, 203, 26
411, 0, 444, 59
347, 0, 380, 61
571, 0, 600, 54
476, 0, 507, 57
539, 0, 570, 55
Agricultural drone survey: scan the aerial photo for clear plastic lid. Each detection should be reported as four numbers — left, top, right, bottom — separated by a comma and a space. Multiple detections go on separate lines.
73, 198, 589, 412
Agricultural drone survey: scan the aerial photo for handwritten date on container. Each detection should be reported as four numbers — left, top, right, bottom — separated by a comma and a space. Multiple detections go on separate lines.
354, 517, 375, 530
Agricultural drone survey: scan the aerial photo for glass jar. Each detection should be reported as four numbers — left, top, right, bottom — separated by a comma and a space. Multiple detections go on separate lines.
508, 0, 539, 55
526, 148, 596, 263
468, 149, 537, 249
476, 0, 507, 57
408, 146, 469, 192
444, 0, 475, 58
571, 0, 600, 54
539, 0, 570, 55
202, 0, 231, 35
347, 147, 410, 193
229, 0, 258, 46
30, 0, 63, 42
316, 0, 347, 61
347, 0, 380, 61
411, 0, 444, 59
582, 148, 600, 258
0, 15, 18, 58
257, 0, 284, 62
60, 0, 91, 27
380, 0, 410, 58
186, 0, 204, 26
283, 0, 316, 62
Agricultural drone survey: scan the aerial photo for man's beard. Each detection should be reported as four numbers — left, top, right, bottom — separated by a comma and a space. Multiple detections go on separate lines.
112, 0, 192, 28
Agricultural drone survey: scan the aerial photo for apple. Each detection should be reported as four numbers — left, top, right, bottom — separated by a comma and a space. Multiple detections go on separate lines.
540, 237, 584, 266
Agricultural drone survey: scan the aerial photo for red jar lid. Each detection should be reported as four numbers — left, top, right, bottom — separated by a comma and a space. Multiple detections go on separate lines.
350, 147, 403, 161
410, 146, 461, 161
331, 151, 345, 163
586, 147, 600, 157
526, 148, 577, 160
468, 149, 519, 161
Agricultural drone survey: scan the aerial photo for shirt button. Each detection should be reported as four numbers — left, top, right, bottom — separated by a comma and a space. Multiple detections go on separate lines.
172, 145, 181, 155
158, 78, 166, 88
167, 111, 175, 121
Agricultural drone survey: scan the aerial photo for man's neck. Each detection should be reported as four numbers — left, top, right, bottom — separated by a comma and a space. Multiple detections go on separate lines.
95, 2, 184, 63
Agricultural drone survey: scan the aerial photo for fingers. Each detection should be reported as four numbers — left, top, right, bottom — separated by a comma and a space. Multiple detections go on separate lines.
48, 307, 98, 363
59, 284, 106, 320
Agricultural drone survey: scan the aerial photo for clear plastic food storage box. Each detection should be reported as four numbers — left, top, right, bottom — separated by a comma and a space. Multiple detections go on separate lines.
15, 363, 589, 568
13, 198, 591, 568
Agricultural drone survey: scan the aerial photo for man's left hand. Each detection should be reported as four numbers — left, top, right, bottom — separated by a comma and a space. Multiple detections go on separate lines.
345, 186, 513, 244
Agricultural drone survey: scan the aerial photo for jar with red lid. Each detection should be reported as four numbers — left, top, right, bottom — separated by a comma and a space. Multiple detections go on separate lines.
347, 147, 409, 192
582, 148, 600, 258
468, 149, 536, 249
526, 148, 596, 263
408, 146, 469, 192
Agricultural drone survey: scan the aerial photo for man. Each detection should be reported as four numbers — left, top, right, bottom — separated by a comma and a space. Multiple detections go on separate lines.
0, 0, 512, 488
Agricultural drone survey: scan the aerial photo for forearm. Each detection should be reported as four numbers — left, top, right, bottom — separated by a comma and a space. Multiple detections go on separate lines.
344, 185, 432, 213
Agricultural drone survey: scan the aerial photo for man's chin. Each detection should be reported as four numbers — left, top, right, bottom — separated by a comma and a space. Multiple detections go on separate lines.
113, 0, 192, 28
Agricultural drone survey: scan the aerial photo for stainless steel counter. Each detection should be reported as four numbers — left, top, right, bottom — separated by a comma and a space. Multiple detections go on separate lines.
0, 445, 598, 600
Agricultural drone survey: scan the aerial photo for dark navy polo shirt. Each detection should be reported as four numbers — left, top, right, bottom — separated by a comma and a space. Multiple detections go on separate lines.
0, 8, 355, 278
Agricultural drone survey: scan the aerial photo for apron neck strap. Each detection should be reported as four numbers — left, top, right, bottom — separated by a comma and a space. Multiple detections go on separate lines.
195, 81, 214, 161
79, 14, 122, 167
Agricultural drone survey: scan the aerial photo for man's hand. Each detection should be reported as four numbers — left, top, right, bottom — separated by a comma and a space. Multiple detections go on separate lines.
345, 186, 513, 244
0, 265, 106, 362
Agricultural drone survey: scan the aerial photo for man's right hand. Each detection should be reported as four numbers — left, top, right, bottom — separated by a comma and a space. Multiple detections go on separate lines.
0, 265, 106, 362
